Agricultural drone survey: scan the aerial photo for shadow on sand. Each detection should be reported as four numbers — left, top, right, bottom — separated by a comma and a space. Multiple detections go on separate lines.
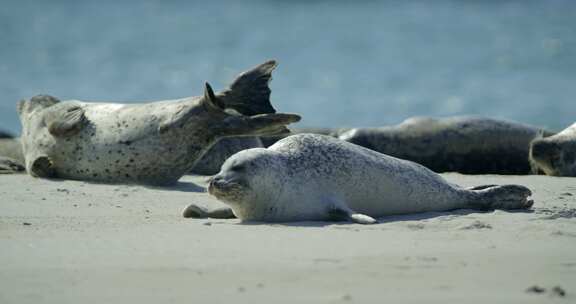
232, 208, 535, 227
145, 180, 206, 193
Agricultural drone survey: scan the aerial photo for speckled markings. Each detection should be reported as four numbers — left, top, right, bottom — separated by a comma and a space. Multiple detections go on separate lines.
205, 134, 534, 224
16, 61, 300, 185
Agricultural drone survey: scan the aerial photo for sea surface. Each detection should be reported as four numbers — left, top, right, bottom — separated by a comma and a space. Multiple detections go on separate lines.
1, 0, 575, 135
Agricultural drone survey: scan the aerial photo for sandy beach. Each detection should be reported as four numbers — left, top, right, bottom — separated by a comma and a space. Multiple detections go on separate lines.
0, 173, 574, 303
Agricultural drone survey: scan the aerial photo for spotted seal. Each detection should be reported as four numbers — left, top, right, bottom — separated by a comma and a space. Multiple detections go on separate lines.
184, 134, 533, 223
17, 60, 300, 185
530, 122, 576, 176
338, 116, 554, 175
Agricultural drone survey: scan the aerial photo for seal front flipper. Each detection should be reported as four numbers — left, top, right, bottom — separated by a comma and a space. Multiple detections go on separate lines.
182, 204, 236, 219
328, 206, 377, 225
44, 103, 88, 137
217, 60, 277, 116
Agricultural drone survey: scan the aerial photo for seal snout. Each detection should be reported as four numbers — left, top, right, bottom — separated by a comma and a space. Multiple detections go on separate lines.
207, 175, 222, 195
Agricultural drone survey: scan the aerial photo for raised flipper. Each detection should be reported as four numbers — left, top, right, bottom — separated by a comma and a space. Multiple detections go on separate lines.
328, 206, 377, 225
29, 156, 56, 178
44, 104, 88, 137
217, 60, 277, 115
0, 157, 25, 174
182, 204, 236, 219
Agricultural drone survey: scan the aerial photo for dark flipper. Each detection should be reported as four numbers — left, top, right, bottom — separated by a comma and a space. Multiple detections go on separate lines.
45, 104, 88, 137
217, 60, 278, 116
182, 204, 236, 219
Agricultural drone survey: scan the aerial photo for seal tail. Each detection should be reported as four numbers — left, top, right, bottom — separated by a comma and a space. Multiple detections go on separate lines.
467, 184, 534, 211
216, 60, 278, 116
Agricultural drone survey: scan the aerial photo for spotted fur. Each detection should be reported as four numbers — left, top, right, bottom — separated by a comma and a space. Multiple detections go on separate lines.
17, 61, 300, 185
205, 134, 533, 224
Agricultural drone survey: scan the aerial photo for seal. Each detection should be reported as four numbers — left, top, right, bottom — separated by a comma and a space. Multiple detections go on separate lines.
17, 60, 301, 185
530, 122, 576, 176
338, 116, 554, 175
184, 134, 533, 223
190, 136, 263, 175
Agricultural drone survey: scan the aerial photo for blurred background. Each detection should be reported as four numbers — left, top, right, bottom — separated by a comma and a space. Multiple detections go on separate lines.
1, 0, 575, 135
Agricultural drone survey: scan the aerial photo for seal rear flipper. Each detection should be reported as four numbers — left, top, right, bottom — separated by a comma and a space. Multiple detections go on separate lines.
216, 60, 277, 116
44, 104, 88, 137
328, 206, 377, 225
469, 184, 534, 211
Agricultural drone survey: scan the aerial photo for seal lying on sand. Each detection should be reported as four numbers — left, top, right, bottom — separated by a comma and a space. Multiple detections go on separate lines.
17, 60, 300, 185
183, 134, 533, 224
338, 116, 553, 175
530, 122, 576, 177
190, 136, 263, 175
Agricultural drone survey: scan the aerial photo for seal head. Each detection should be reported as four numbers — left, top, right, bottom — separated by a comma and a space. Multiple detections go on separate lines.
530, 123, 576, 176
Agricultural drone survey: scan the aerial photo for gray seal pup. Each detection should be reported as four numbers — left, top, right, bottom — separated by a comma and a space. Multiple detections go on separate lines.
190, 136, 263, 175
530, 122, 576, 176
17, 60, 301, 185
338, 116, 554, 175
184, 134, 533, 223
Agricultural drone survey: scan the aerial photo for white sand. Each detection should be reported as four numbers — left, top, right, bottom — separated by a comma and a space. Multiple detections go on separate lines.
0, 173, 574, 303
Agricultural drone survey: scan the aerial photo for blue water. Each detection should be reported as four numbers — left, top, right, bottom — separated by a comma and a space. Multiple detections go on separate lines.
1, 0, 575, 134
